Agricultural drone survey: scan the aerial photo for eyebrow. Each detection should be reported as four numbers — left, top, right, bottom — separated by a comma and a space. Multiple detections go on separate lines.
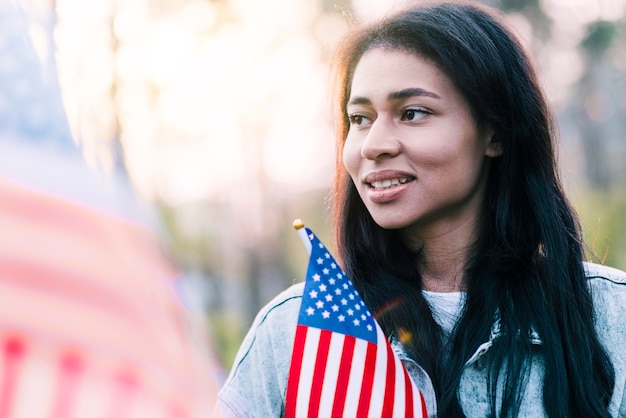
348, 87, 440, 106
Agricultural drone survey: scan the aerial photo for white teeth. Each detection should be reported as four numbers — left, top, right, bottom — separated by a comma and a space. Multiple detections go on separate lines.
370, 177, 409, 189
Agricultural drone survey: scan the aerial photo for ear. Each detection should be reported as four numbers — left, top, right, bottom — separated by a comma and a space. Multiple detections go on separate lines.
483, 126, 502, 158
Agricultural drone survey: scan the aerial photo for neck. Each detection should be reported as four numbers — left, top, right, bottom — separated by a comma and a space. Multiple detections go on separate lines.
401, 213, 481, 293
419, 244, 469, 292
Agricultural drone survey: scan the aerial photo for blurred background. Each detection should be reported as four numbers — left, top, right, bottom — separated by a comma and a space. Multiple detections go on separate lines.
21, 0, 626, 369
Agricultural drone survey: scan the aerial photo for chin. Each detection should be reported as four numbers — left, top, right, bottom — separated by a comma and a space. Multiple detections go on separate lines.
370, 216, 412, 231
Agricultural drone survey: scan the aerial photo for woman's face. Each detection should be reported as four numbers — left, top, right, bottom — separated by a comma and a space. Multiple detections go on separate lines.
343, 48, 500, 240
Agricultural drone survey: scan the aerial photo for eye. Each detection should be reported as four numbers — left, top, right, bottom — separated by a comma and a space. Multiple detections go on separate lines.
401, 107, 429, 122
348, 113, 371, 127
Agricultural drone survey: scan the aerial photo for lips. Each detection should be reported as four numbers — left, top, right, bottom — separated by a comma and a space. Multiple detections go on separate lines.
370, 177, 410, 190
362, 171, 415, 203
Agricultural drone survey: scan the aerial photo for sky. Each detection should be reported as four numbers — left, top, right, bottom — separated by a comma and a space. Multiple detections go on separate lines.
23, 0, 625, 208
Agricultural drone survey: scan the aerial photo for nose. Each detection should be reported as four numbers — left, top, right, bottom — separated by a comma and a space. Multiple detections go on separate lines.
361, 118, 401, 160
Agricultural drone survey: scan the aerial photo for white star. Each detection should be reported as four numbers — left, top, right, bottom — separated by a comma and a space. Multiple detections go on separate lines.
341, 298, 348, 305
309, 290, 318, 299
325, 294, 333, 302
323, 268, 330, 275
367, 324, 373, 331
355, 304, 361, 310
328, 278, 335, 285
318, 242, 324, 248
331, 263, 337, 269
316, 258, 323, 265
361, 314, 366, 320
331, 305, 339, 312
337, 273, 342, 279
335, 288, 342, 295
325, 252, 330, 258
316, 300, 324, 309
347, 309, 354, 316
353, 319, 360, 326
338, 315, 345, 322
306, 307, 315, 316
343, 284, 349, 289
322, 310, 330, 319
308, 233, 314, 240
349, 294, 355, 300
312, 274, 321, 282
319, 284, 327, 292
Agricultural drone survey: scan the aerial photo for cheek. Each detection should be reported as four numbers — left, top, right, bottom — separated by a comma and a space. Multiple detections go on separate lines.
341, 138, 360, 176
412, 127, 484, 169
406, 143, 457, 170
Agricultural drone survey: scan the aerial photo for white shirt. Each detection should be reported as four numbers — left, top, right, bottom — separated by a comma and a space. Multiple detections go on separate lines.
422, 290, 466, 334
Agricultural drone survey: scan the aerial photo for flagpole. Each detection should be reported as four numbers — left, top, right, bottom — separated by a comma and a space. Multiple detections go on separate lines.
292, 219, 312, 255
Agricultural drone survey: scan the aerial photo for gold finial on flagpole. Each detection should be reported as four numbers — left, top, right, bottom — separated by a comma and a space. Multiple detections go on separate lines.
293, 219, 311, 253
293, 219, 305, 230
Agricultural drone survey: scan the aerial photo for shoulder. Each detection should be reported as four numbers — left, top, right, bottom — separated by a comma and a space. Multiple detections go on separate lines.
584, 263, 626, 415
251, 281, 304, 328
584, 263, 626, 362
584, 262, 626, 317
584, 262, 626, 312
217, 282, 304, 417
584, 261, 626, 284
232, 281, 304, 365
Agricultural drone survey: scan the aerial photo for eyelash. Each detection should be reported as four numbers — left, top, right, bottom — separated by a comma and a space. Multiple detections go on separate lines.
348, 114, 369, 126
347, 107, 431, 126
401, 107, 430, 121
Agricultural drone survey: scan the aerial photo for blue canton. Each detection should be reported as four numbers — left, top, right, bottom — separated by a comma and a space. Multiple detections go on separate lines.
297, 228, 377, 344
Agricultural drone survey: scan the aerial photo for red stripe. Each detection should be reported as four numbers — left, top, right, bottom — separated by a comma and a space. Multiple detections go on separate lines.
330, 336, 355, 417
355, 342, 377, 417
0, 178, 146, 255
0, 256, 147, 324
308, 330, 332, 416
285, 325, 308, 418
106, 371, 138, 418
0, 338, 25, 418
51, 352, 83, 418
421, 390, 429, 417
380, 342, 396, 417
167, 403, 189, 418
403, 363, 415, 418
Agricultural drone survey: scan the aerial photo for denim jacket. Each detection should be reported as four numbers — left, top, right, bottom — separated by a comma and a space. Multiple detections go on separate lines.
216, 262, 626, 417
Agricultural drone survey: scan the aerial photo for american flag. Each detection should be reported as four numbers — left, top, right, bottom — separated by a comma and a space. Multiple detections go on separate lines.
285, 226, 428, 418
0, 1, 221, 415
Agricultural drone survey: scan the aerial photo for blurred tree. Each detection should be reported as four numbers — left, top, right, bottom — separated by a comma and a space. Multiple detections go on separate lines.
577, 20, 618, 190
582, 21, 617, 53
54, 0, 626, 368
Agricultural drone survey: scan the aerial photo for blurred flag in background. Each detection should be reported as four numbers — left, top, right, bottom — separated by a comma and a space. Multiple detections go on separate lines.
0, 0, 221, 416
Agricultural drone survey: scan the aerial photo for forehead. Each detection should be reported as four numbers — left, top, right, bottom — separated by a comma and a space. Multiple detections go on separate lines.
349, 48, 456, 100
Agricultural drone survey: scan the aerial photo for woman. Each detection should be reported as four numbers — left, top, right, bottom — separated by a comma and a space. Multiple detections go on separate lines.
216, 2, 626, 416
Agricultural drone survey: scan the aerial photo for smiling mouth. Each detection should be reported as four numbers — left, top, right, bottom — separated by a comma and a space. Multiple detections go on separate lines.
368, 177, 411, 190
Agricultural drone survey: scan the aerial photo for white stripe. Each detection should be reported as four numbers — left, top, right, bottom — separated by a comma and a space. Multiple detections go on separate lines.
412, 374, 425, 418
296, 328, 320, 417
391, 345, 407, 417
342, 337, 367, 416
10, 343, 56, 418
367, 326, 388, 417
317, 333, 344, 417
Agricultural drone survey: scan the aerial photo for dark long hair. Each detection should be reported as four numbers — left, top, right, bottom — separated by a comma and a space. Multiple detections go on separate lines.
331, 2, 614, 417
